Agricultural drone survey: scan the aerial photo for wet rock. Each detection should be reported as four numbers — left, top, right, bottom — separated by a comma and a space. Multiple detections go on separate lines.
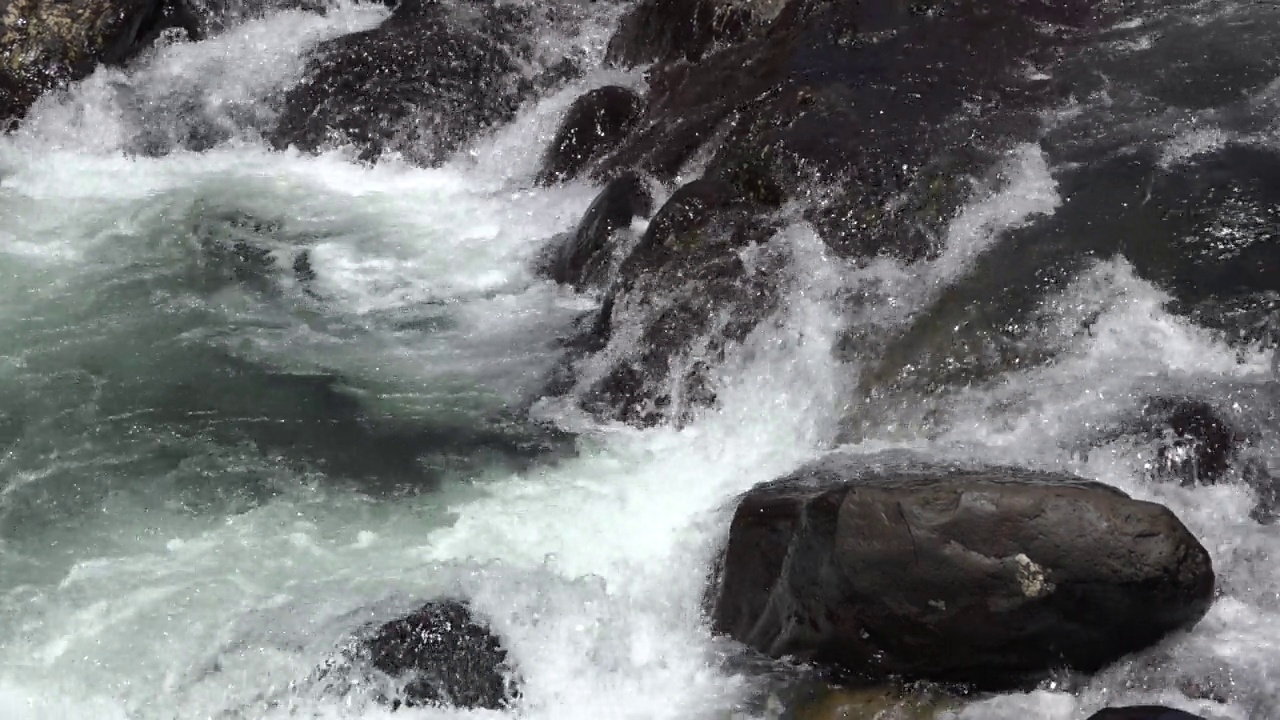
1085, 145, 1280, 336
558, 178, 784, 426
605, 0, 782, 68
599, 0, 1109, 261
544, 171, 652, 289
536, 86, 645, 186
847, 142, 1280, 402
710, 452, 1216, 689
314, 599, 520, 711
1137, 397, 1244, 487
1, 0, 200, 123
1087, 708, 1206, 720
269, 0, 576, 165
363, 600, 519, 710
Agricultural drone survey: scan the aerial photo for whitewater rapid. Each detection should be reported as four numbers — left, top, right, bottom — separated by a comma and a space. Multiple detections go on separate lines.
2, 2, 1280, 720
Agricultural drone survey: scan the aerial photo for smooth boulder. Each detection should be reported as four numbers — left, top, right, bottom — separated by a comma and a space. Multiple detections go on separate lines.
536, 86, 644, 185
1, 0, 199, 124
710, 453, 1215, 689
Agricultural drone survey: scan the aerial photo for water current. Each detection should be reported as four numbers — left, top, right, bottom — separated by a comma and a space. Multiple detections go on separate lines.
2, 1, 1279, 718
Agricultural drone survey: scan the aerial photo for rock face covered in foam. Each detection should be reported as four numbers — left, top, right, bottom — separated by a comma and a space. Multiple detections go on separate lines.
0, 0, 199, 124
709, 453, 1215, 688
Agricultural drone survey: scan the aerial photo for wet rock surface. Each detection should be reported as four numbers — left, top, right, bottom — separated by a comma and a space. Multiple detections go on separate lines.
536, 85, 645, 186
269, 0, 583, 165
317, 599, 520, 711
542, 171, 653, 290
558, 178, 784, 426
849, 142, 1280, 402
1, 0, 199, 123
605, 0, 782, 68
710, 452, 1215, 689
544, 0, 1137, 427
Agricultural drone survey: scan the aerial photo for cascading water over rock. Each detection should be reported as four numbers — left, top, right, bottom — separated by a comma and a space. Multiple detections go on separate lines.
2, 1, 1280, 719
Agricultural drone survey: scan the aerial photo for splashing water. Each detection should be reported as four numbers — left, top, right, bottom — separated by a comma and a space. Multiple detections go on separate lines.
3, 2, 1280, 720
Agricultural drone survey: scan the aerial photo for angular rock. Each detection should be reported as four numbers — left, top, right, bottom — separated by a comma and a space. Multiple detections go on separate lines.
536, 85, 645, 186
710, 453, 1215, 689
544, 171, 652, 289
1087, 708, 1205, 720
316, 599, 520, 710
269, 0, 577, 165
561, 178, 784, 426
599, 0, 1110, 261
1, 0, 200, 124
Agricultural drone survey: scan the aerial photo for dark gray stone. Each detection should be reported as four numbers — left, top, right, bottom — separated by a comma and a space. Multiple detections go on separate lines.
362, 600, 519, 710
545, 171, 652, 289
536, 86, 645, 185
710, 453, 1216, 689
604, 0, 777, 69
270, 0, 576, 165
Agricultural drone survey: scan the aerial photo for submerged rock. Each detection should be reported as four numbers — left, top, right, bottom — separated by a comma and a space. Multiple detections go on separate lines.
710, 453, 1215, 689
1, 0, 200, 124
536, 85, 645, 186
270, 0, 576, 165
318, 599, 520, 711
1087, 708, 1206, 720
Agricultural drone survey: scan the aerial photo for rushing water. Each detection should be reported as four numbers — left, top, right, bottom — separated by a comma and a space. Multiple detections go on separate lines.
2, 1, 1280, 719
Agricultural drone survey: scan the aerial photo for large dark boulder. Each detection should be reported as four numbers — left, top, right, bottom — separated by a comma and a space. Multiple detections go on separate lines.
710, 453, 1215, 689
1087, 708, 1206, 720
317, 599, 520, 710
1, 0, 200, 124
536, 85, 645, 186
269, 0, 578, 165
